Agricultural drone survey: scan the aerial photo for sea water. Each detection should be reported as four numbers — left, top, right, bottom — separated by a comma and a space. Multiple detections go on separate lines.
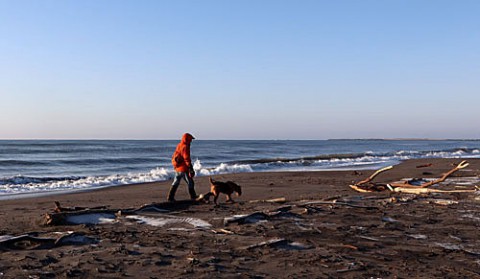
0, 139, 479, 196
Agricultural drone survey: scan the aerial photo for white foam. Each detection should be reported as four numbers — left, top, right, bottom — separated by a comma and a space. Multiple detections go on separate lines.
0, 167, 173, 195
1, 148, 479, 197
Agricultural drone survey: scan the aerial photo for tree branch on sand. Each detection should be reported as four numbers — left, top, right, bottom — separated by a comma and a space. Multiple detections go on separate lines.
349, 160, 479, 194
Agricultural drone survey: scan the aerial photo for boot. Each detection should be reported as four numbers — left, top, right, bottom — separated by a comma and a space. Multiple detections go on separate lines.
189, 188, 198, 200
167, 185, 178, 202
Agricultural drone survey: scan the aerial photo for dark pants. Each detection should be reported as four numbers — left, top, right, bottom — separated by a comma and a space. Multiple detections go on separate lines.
168, 171, 197, 201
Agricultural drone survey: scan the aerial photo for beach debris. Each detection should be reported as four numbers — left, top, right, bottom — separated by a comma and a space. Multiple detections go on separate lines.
0, 234, 55, 250
350, 160, 479, 193
224, 212, 270, 226
434, 242, 480, 256
416, 163, 433, 168
125, 215, 212, 229
298, 200, 378, 210
211, 228, 235, 235
47, 201, 215, 230
350, 165, 393, 192
273, 205, 293, 212
223, 207, 304, 226
353, 170, 363, 176
449, 234, 463, 242
284, 241, 312, 250
241, 238, 311, 251
406, 234, 428, 240
242, 238, 287, 250
357, 235, 381, 242
394, 160, 470, 188
44, 210, 119, 226
340, 244, 358, 250
461, 214, 480, 222
391, 186, 479, 194
54, 201, 107, 213
336, 262, 366, 273
54, 232, 98, 246
44, 200, 198, 226
0, 232, 97, 250
249, 197, 287, 204
381, 216, 399, 223
425, 199, 459, 206
128, 204, 170, 213
268, 210, 303, 220
301, 205, 323, 214
66, 212, 117, 225
435, 242, 464, 251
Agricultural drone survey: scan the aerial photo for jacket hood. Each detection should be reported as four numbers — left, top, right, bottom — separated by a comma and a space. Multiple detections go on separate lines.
181, 133, 195, 144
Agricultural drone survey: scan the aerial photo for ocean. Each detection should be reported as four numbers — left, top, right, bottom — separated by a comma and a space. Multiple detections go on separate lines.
1, 139, 479, 197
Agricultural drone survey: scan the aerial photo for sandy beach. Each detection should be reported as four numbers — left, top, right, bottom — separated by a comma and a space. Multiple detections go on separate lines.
1, 158, 480, 278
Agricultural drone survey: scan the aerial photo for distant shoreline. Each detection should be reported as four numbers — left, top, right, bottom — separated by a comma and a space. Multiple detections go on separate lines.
1, 138, 479, 141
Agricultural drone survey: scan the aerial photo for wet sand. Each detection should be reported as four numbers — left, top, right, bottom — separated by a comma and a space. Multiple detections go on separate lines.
1, 158, 480, 278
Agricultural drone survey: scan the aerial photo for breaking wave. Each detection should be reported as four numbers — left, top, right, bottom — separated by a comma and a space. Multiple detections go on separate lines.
1, 147, 479, 196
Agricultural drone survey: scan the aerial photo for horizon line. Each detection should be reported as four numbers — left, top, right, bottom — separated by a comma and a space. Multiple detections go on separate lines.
0, 138, 479, 141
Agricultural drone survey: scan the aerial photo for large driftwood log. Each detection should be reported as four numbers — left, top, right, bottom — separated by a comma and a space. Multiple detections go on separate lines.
350, 160, 477, 193
54, 201, 107, 212
391, 186, 479, 194
388, 161, 469, 188
0, 232, 97, 250
45, 191, 227, 226
45, 199, 201, 226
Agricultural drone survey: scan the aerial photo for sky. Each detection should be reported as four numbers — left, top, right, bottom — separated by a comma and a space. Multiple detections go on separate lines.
1, 0, 479, 140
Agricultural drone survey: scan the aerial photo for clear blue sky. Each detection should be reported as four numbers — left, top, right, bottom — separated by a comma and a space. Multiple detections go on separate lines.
1, 0, 479, 139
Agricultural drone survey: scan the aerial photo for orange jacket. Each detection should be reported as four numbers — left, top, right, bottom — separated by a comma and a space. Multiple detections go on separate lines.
171, 133, 194, 172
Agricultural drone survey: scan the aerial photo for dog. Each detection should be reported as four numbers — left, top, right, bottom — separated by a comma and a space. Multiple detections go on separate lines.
209, 177, 242, 205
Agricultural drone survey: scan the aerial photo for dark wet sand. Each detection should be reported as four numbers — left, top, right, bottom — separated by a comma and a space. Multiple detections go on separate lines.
1, 158, 480, 278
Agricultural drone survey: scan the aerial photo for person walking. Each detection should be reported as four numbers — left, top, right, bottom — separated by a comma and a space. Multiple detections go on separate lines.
167, 133, 197, 202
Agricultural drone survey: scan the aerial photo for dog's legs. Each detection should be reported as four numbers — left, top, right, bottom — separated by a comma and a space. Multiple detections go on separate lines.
202, 192, 213, 203
213, 193, 219, 205
226, 194, 234, 203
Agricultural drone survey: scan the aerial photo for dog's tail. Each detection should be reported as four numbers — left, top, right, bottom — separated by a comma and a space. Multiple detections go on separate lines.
209, 177, 215, 184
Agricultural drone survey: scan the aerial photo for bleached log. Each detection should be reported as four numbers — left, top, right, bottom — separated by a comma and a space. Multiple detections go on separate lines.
299, 200, 378, 210
350, 160, 474, 193
249, 197, 287, 204
388, 160, 469, 188
45, 200, 198, 226
392, 186, 478, 194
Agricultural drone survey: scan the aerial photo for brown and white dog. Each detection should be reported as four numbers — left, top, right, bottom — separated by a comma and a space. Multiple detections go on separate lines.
209, 177, 242, 205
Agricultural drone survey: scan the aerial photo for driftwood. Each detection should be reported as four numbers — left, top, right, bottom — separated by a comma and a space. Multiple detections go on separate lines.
0, 234, 57, 250
298, 200, 378, 210
45, 200, 197, 226
390, 161, 469, 189
249, 197, 287, 204
391, 186, 479, 194
224, 212, 270, 226
241, 238, 288, 250
353, 166, 393, 188
240, 238, 311, 251
44, 209, 119, 226
350, 160, 477, 193
54, 201, 107, 213
416, 163, 433, 168
211, 228, 235, 235
0, 232, 97, 250
46, 191, 240, 226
